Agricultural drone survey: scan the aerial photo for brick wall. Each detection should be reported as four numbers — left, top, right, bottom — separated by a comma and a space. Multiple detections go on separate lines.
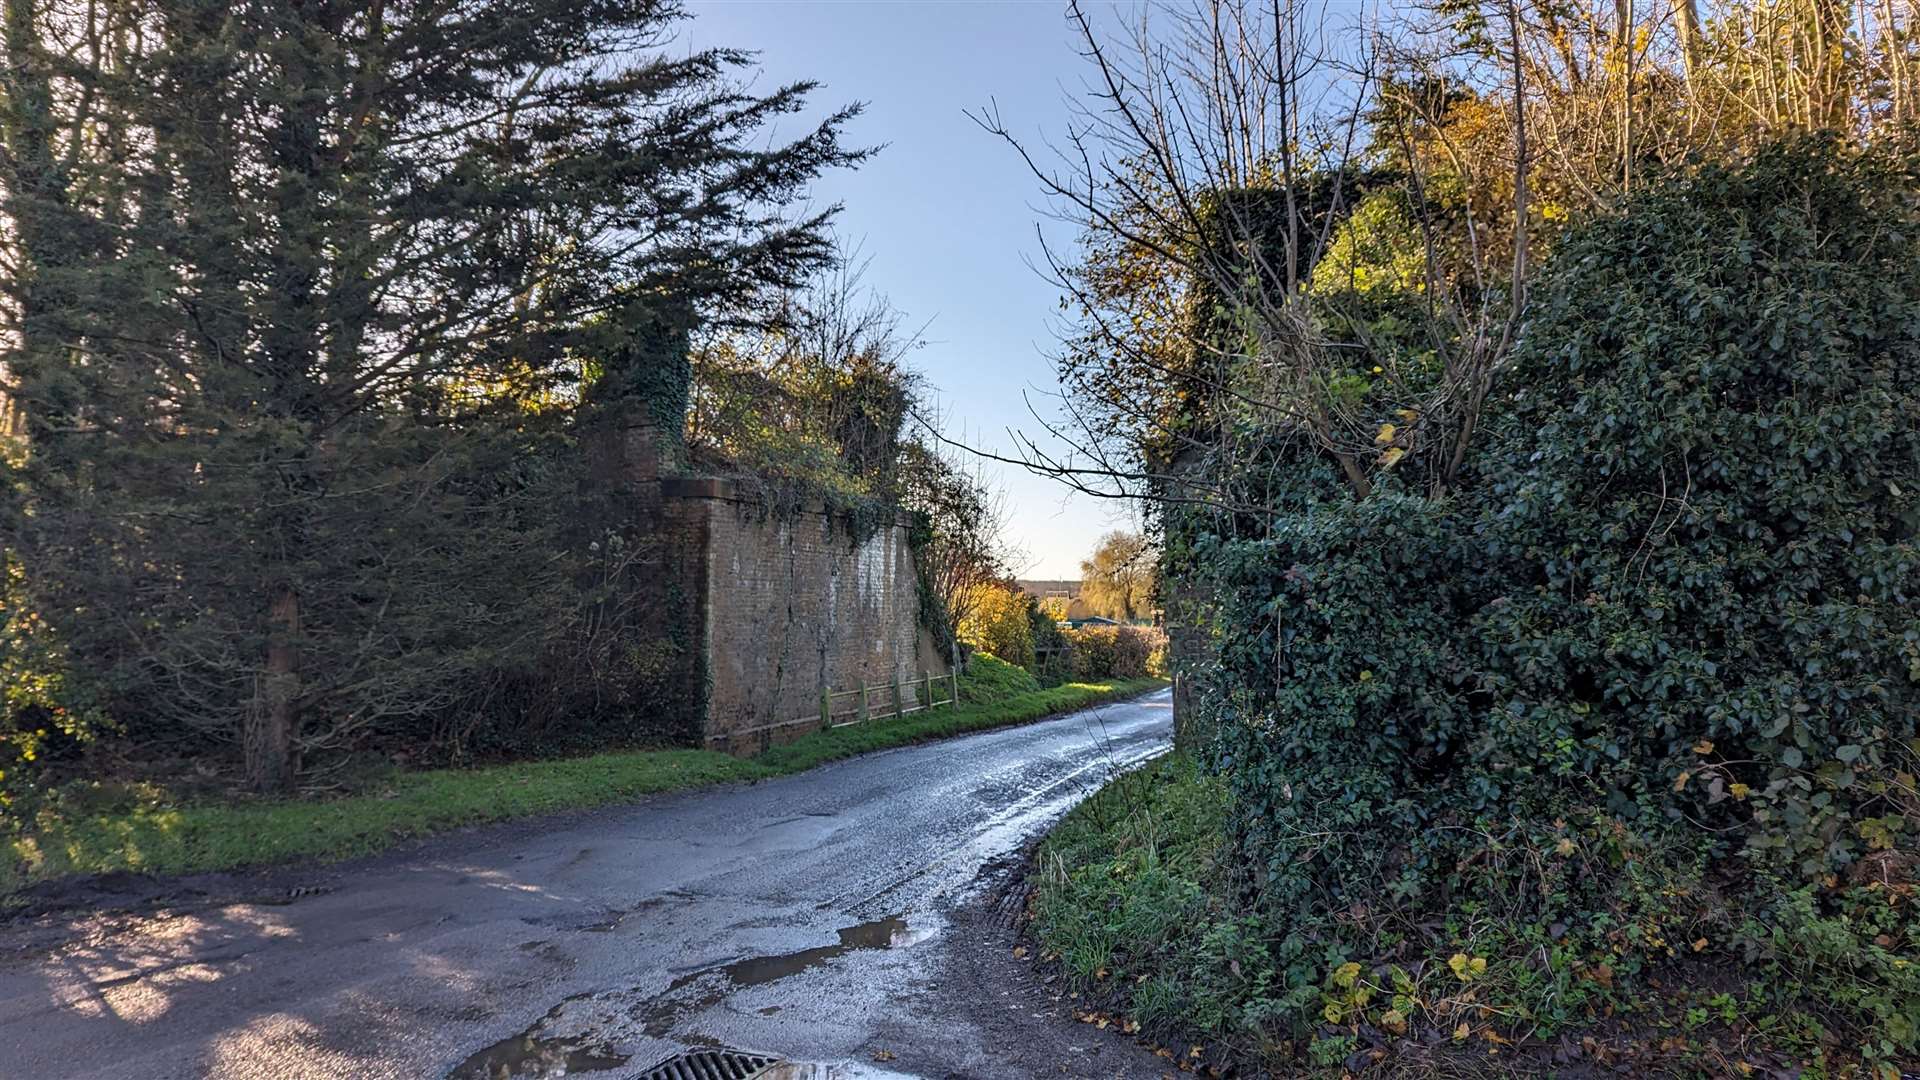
664, 480, 948, 752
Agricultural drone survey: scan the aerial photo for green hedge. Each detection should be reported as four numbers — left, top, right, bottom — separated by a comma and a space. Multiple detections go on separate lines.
1476, 138, 1920, 884
1062, 624, 1165, 681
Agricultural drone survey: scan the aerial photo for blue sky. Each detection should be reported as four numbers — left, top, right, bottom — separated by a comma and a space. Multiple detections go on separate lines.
682, 1, 1138, 578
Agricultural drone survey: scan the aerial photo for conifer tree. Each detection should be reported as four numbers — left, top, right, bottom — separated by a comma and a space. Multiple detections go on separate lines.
1, 0, 863, 790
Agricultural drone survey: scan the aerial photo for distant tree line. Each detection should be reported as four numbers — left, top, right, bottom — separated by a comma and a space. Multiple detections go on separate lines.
954, 529, 1166, 684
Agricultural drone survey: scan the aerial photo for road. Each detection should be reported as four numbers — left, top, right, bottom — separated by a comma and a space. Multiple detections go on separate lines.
0, 689, 1174, 1079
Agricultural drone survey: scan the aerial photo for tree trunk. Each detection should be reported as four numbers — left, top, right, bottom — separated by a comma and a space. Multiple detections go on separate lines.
1, 0, 76, 446
1671, 0, 1703, 91
249, 585, 301, 793
1508, 0, 1530, 301
1807, 0, 1851, 131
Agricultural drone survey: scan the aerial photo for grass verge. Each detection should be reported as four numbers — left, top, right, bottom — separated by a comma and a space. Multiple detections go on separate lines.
3, 669, 1165, 898
1033, 753, 1920, 1077
1031, 753, 1231, 1052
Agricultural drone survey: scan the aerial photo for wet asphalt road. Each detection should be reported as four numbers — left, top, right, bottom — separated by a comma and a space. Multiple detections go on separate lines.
0, 688, 1174, 1079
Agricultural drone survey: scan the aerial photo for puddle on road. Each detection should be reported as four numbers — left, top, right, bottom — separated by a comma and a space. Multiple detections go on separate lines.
754, 1064, 924, 1080
447, 992, 630, 1080
642, 914, 928, 1037
448, 915, 930, 1076
719, 916, 928, 986
448, 1029, 628, 1079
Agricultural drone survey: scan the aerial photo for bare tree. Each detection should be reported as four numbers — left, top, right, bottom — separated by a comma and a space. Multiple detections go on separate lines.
687, 248, 923, 496
969, 0, 1537, 517
898, 432, 1022, 643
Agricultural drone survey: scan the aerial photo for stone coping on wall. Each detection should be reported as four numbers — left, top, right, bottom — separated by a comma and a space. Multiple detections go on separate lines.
660, 474, 919, 531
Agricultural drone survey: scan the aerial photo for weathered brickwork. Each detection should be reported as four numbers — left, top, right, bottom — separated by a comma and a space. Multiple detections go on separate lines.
659, 477, 947, 753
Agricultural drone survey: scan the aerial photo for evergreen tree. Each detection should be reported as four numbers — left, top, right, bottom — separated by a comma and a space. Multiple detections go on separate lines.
0, 0, 864, 790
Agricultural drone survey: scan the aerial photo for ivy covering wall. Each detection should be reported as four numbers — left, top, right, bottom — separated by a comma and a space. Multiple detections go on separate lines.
1172, 138, 1920, 1058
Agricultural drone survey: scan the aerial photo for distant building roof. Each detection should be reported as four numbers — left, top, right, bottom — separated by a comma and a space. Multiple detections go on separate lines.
1015, 579, 1081, 598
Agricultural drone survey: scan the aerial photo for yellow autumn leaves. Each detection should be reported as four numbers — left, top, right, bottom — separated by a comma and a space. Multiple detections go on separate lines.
1448, 952, 1488, 982
1674, 736, 1752, 801
1374, 410, 1418, 468
1322, 960, 1373, 1023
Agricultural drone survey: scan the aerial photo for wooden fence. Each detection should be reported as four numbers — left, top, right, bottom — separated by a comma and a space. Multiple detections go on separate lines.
817, 668, 961, 729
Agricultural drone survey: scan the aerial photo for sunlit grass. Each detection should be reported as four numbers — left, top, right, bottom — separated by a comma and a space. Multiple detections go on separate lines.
2, 675, 1164, 897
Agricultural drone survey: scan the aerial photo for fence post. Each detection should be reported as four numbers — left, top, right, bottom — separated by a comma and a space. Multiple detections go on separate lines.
950, 667, 960, 708
858, 682, 869, 724
891, 673, 902, 719
820, 688, 831, 728
922, 670, 931, 711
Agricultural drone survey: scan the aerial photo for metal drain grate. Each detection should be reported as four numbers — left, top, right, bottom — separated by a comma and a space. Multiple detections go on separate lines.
631, 1048, 784, 1080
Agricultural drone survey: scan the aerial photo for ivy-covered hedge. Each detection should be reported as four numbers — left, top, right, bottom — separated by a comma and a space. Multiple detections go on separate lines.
1199, 494, 1484, 916
1176, 138, 1920, 1064
1475, 139, 1920, 884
